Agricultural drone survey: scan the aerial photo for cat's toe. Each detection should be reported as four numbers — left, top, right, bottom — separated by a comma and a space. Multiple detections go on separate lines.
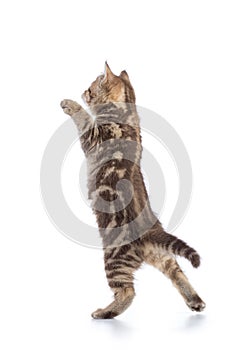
187, 296, 206, 312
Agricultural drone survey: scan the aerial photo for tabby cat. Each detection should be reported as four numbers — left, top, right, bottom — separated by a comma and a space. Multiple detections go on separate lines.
60, 62, 205, 319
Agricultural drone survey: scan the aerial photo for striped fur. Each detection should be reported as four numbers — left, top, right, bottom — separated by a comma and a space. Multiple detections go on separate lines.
60, 62, 205, 318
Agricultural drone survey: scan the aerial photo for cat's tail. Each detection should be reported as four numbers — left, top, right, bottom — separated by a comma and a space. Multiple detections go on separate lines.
150, 230, 201, 268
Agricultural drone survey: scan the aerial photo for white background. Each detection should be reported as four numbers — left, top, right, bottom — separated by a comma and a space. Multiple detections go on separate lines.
1, 0, 233, 349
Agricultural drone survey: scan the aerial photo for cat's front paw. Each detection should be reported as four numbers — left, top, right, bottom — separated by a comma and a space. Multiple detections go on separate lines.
60, 99, 81, 116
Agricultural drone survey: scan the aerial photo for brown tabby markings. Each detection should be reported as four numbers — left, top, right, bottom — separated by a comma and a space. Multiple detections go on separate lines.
60, 62, 206, 318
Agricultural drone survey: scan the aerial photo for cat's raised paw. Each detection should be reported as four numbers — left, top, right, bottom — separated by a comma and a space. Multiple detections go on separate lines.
60, 99, 81, 116
91, 308, 118, 319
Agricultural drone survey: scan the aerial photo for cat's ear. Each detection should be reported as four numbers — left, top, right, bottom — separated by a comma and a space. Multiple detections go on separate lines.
119, 70, 130, 81
103, 61, 115, 82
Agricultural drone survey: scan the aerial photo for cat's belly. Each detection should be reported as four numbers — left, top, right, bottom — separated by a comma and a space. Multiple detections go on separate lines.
87, 167, 156, 246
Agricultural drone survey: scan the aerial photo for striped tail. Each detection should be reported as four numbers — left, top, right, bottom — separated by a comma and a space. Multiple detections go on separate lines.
153, 231, 201, 268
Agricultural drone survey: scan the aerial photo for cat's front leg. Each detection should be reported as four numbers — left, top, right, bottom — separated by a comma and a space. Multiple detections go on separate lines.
60, 99, 82, 117
60, 99, 94, 136
61, 99, 97, 153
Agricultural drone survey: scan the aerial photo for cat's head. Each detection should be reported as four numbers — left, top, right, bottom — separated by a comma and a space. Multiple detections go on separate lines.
82, 62, 136, 107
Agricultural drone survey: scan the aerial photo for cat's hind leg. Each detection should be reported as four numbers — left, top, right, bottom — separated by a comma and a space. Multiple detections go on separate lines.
91, 286, 135, 319
91, 246, 142, 319
143, 245, 206, 312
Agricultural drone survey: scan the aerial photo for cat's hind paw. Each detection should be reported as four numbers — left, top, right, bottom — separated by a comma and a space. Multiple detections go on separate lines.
91, 308, 117, 319
60, 99, 81, 116
187, 296, 206, 312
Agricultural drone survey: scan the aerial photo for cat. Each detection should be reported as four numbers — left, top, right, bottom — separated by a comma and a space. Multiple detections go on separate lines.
60, 62, 206, 319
